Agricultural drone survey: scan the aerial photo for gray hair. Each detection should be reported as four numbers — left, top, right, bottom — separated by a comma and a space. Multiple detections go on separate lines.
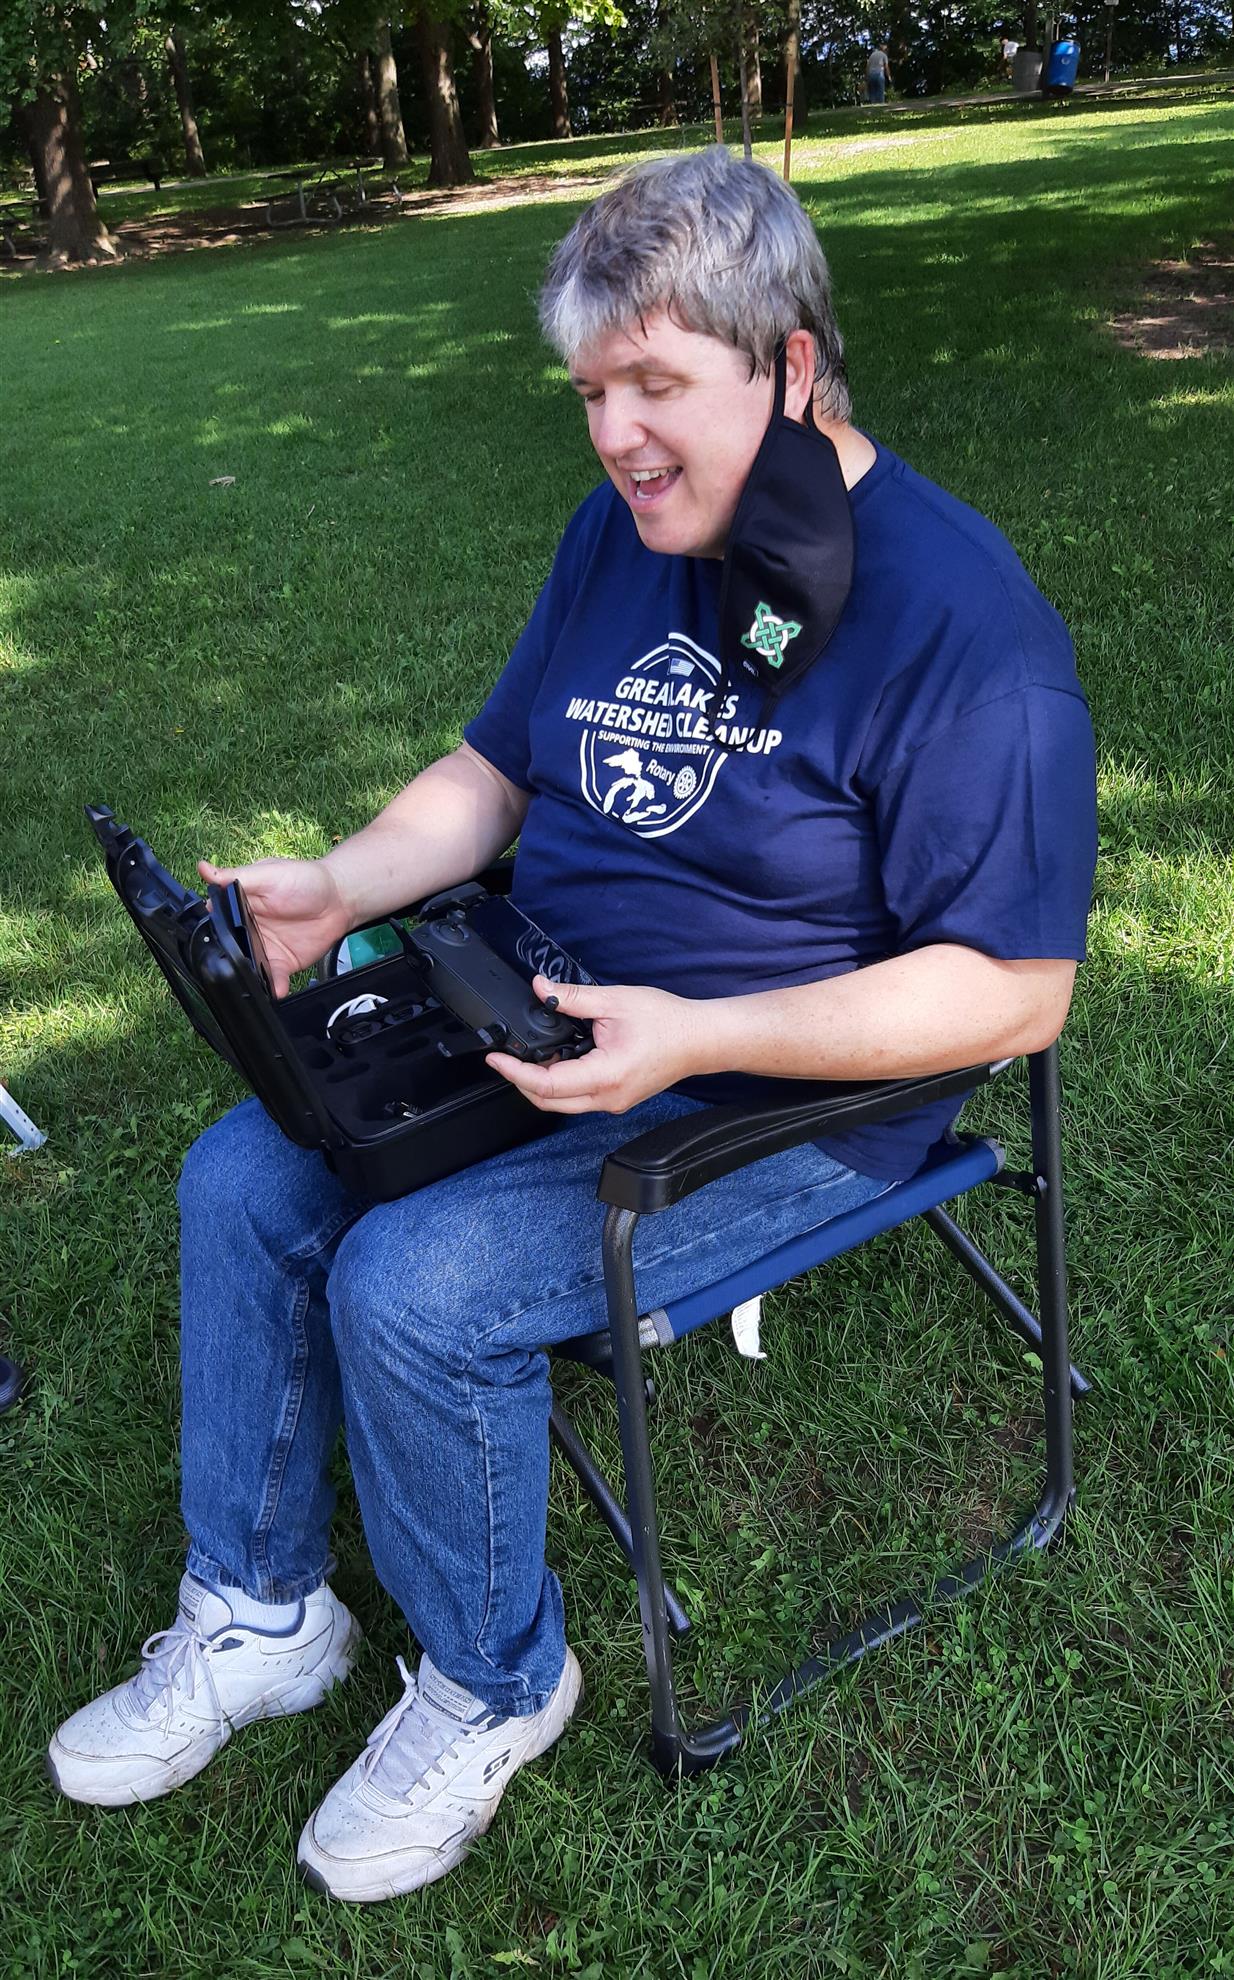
538, 145, 850, 422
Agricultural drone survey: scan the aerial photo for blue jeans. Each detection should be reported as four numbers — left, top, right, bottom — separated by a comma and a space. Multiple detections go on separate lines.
866, 73, 886, 102
178, 1093, 887, 1718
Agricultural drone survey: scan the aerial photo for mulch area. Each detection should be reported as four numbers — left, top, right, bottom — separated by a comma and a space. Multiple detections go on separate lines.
1108, 237, 1234, 359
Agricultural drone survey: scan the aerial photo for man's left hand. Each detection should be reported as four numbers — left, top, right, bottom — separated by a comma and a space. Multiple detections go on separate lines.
485, 976, 706, 1114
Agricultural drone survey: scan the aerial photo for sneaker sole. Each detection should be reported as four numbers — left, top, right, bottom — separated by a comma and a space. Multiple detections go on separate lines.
297, 1648, 583, 1903
47, 1616, 362, 1809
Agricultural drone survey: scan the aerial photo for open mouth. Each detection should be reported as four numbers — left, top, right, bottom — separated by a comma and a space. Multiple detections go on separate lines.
628, 466, 682, 508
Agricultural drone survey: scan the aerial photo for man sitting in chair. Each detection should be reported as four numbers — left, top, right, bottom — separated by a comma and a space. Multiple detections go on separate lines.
49, 147, 1097, 1902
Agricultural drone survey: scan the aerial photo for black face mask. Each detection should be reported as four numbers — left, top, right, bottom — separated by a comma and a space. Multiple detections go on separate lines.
714, 346, 854, 726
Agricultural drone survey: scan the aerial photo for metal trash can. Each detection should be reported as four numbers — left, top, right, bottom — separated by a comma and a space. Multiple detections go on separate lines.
1012, 47, 1044, 91
1044, 37, 1081, 93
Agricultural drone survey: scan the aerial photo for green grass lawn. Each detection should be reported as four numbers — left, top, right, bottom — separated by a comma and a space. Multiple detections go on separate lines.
2, 89, 1233, 1978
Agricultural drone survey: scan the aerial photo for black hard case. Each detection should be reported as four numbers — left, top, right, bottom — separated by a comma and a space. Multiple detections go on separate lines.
88, 807, 562, 1201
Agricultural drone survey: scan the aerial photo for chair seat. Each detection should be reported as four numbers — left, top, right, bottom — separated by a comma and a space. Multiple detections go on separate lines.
556, 1134, 1003, 1369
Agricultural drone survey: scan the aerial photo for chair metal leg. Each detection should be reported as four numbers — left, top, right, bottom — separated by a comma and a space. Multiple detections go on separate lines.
923, 1207, 1090, 1397
549, 1400, 692, 1635
601, 1044, 1079, 1776
603, 1206, 743, 1773
1028, 1044, 1076, 1538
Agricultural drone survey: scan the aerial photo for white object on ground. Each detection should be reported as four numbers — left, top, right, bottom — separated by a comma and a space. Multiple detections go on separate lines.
1, 1082, 47, 1156
731, 1296, 765, 1360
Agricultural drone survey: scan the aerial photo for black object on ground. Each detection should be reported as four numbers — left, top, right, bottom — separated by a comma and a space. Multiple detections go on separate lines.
0, 1358, 24, 1413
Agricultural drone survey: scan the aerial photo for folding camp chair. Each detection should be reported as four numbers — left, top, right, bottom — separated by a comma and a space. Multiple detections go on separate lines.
550, 1045, 1089, 1776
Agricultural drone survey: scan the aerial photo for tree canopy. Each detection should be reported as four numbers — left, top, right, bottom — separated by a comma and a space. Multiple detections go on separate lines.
3, 0, 1232, 259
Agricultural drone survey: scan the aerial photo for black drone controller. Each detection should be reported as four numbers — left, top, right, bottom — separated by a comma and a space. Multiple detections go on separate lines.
408, 907, 591, 1064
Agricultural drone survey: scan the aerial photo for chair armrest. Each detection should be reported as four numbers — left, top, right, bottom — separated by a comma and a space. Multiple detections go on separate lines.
597, 1064, 997, 1214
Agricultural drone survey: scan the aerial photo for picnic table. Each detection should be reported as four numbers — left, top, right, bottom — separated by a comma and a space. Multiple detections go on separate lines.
0, 197, 41, 257
88, 156, 165, 196
346, 158, 405, 208
259, 161, 405, 228
260, 165, 347, 226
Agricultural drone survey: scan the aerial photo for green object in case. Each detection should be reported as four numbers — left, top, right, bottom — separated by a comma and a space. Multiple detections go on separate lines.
344, 922, 406, 968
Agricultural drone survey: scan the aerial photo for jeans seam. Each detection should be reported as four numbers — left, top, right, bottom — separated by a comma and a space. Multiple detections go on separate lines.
250, 1267, 312, 1601
469, 1362, 522, 1702
250, 1204, 360, 1595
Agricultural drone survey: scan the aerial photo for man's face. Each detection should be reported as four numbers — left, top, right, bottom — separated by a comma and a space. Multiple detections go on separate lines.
569, 310, 775, 560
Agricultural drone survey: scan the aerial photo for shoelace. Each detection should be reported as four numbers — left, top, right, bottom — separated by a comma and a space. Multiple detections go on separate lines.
130, 1622, 227, 1739
361, 1655, 487, 1799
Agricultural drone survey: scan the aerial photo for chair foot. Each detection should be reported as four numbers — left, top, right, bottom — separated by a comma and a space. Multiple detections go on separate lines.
644, 1488, 1073, 1774
651, 1712, 744, 1778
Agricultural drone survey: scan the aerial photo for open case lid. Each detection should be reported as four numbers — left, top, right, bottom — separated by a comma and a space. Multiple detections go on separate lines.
86, 804, 340, 1151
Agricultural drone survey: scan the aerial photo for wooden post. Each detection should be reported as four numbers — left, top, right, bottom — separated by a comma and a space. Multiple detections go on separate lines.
738, 39, 752, 159
709, 52, 723, 143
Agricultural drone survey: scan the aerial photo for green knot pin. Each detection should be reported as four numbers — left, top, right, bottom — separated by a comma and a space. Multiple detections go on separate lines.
741, 601, 803, 670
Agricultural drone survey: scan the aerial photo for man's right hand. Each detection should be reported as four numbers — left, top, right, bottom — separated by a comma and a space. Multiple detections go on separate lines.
198, 856, 350, 997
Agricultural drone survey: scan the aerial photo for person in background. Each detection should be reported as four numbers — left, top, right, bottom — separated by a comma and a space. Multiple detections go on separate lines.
866, 43, 892, 103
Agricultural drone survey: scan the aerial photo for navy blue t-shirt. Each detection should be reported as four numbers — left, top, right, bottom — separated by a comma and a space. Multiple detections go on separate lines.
464, 441, 1097, 1180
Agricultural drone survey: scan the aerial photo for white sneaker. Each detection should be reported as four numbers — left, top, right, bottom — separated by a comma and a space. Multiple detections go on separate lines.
297, 1648, 583, 1902
47, 1573, 360, 1808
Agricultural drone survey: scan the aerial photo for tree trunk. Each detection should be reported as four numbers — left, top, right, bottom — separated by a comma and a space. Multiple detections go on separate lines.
358, 49, 382, 155
708, 51, 723, 142
738, 40, 753, 158
415, 9, 475, 186
742, 9, 763, 117
165, 27, 207, 177
1024, 0, 1040, 46
657, 65, 677, 125
546, 28, 572, 139
783, 0, 801, 180
19, 79, 118, 266
464, 7, 501, 147
784, 0, 806, 121
374, 16, 410, 168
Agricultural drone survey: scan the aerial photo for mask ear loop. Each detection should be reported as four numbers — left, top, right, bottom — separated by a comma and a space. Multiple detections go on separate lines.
776, 336, 823, 431
771, 342, 788, 422
803, 347, 821, 432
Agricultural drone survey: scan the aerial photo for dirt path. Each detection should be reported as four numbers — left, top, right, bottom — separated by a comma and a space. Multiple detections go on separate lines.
1109, 239, 1234, 360
1, 170, 612, 271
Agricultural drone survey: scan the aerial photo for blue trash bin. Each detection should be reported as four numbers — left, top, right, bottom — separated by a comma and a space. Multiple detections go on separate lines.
1044, 37, 1080, 92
